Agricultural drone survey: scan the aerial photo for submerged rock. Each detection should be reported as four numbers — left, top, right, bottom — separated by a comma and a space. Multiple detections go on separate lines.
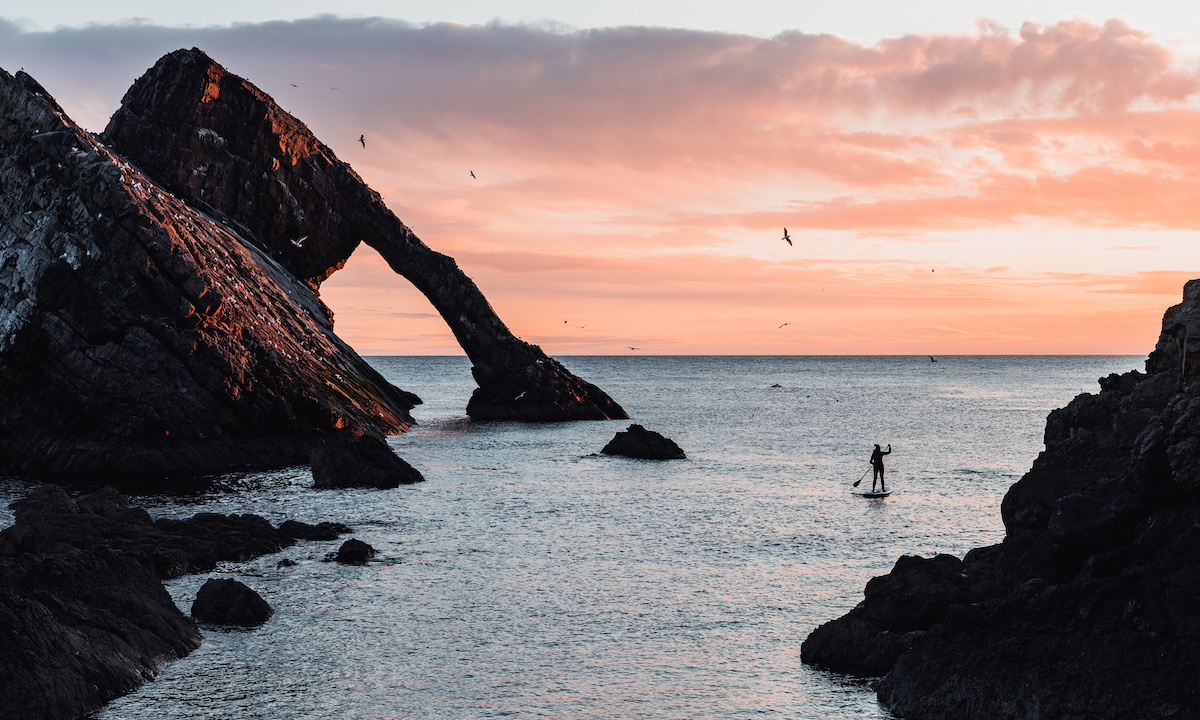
103, 47, 627, 423
191, 578, 273, 626
334, 538, 377, 565
802, 278, 1200, 719
280, 519, 353, 541
601, 424, 686, 459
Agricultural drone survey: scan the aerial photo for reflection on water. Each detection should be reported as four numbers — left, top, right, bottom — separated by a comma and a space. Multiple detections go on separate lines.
4, 356, 1141, 719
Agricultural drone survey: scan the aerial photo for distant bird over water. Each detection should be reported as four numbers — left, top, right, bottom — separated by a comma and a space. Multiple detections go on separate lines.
782, 228, 792, 246
627, 346, 640, 350
470, 170, 476, 179
778, 322, 791, 328
359, 135, 365, 148
929, 356, 937, 363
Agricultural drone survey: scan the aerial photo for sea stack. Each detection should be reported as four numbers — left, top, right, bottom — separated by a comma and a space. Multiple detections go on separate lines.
801, 278, 1200, 719
103, 47, 627, 423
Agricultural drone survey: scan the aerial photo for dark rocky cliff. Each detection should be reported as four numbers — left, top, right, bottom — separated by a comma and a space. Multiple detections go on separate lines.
801, 280, 1200, 718
0, 66, 419, 478
103, 48, 627, 422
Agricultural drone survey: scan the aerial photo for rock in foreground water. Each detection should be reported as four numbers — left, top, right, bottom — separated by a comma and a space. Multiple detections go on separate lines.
191, 578, 273, 626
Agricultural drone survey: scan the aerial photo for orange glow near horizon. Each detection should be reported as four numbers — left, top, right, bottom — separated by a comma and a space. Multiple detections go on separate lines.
6, 16, 1199, 355
310, 18, 1200, 356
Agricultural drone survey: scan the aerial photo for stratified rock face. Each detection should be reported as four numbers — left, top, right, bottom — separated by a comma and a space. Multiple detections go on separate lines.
103, 48, 627, 422
0, 65, 418, 478
191, 578, 273, 626
600, 424, 687, 459
802, 279, 1200, 719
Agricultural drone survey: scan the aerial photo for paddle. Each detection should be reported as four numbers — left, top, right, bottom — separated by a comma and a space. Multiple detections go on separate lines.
852, 465, 871, 488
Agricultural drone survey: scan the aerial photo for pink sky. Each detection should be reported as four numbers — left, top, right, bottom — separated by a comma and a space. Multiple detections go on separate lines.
3, 16, 1198, 354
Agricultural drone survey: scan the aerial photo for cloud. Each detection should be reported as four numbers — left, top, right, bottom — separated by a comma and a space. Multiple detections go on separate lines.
4, 15, 1199, 353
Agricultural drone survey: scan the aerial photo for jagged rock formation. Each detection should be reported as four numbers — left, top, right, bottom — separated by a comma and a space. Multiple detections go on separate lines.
0, 65, 420, 478
102, 48, 626, 422
0, 485, 298, 720
802, 279, 1200, 719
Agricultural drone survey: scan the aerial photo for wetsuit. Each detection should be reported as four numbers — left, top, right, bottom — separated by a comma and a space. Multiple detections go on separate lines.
869, 445, 891, 491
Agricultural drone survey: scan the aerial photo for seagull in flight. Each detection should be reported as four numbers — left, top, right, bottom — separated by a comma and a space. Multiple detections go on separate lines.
470, 170, 476, 179
929, 356, 938, 363
291, 236, 308, 248
778, 322, 791, 328
782, 228, 792, 246
359, 135, 365, 148
627, 346, 640, 350
290, 83, 298, 87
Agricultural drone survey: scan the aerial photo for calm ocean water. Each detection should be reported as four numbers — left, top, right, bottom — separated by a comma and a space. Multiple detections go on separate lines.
3, 356, 1140, 719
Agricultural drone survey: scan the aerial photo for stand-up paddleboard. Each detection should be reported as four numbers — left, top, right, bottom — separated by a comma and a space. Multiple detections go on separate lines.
857, 490, 892, 498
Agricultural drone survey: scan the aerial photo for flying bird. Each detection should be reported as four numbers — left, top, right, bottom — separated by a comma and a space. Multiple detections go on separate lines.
359, 135, 365, 148
627, 346, 640, 350
291, 236, 307, 248
470, 170, 476, 179
290, 83, 298, 87
929, 356, 938, 363
782, 228, 792, 246
778, 322, 791, 329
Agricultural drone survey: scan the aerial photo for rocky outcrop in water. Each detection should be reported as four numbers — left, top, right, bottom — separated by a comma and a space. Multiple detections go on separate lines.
334, 538, 377, 565
601, 424, 686, 459
102, 47, 627, 423
310, 432, 423, 488
0, 65, 419, 479
0, 485, 298, 720
801, 279, 1200, 719
191, 578, 273, 626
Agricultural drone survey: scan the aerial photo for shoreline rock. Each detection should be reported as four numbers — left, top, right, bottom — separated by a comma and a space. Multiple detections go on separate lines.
191, 578, 273, 626
801, 279, 1200, 718
0, 484, 304, 720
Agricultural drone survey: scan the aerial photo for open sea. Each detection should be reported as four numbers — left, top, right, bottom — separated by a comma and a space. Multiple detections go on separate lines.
1, 355, 1141, 719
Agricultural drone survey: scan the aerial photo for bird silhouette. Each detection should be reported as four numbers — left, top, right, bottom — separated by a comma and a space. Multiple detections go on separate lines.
359, 135, 365, 148
289, 83, 298, 87
291, 236, 307, 248
627, 346, 640, 350
929, 356, 937, 363
778, 322, 792, 329
782, 228, 792, 246
470, 170, 476, 179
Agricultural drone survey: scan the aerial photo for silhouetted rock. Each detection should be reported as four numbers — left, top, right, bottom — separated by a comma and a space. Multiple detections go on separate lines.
103, 47, 626, 423
0, 484, 305, 720
0, 64, 418, 480
601, 424, 686, 459
334, 538, 377, 565
310, 432, 424, 488
276, 558, 297, 568
280, 519, 353, 541
802, 278, 1200, 719
191, 578, 273, 626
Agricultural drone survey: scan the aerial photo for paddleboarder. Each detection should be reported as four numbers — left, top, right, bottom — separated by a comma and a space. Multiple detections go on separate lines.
869, 443, 891, 492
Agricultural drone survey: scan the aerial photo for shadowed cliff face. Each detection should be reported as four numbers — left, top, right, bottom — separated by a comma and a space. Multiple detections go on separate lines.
103, 48, 627, 422
0, 67, 418, 476
801, 279, 1200, 719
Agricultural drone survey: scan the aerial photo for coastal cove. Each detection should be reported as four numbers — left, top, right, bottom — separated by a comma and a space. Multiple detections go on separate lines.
2, 355, 1140, 719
